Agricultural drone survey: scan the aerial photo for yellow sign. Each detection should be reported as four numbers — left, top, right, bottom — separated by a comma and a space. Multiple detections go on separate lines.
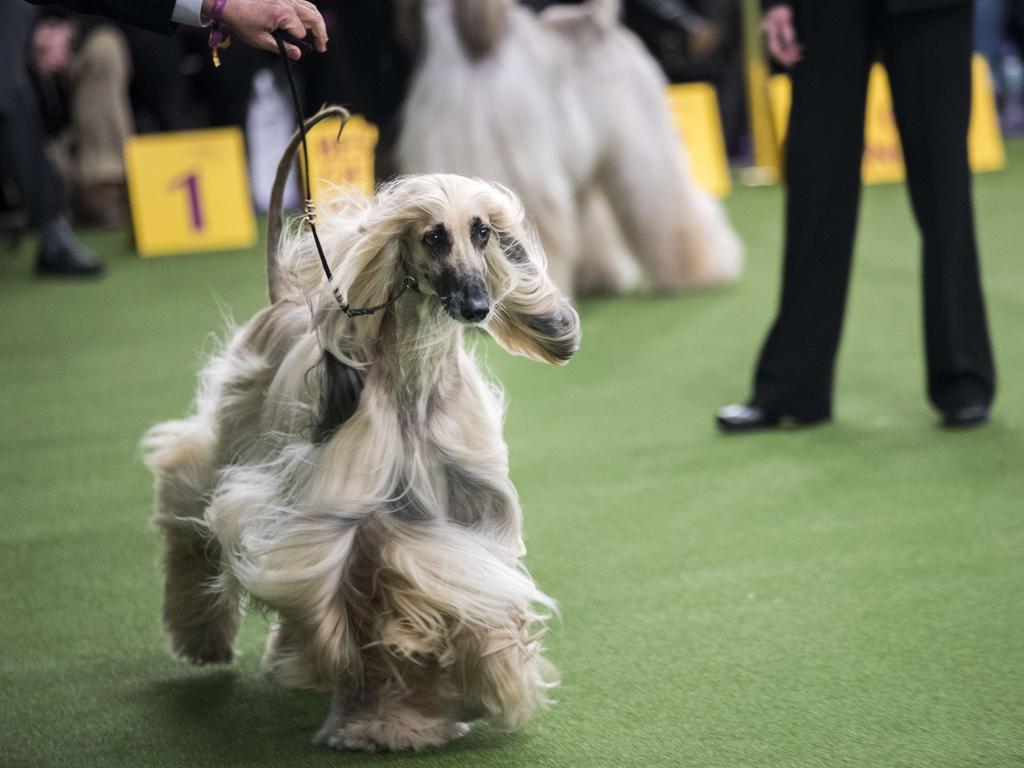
968, 54, 1006, 171
124, 128, 256, 257
302, 115, 379, 202
767, 54, 1006, 185
862, 64, 911, 184
666, 83, 732, 197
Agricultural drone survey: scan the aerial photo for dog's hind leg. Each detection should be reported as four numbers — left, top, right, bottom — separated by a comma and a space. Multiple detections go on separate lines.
144, 417, 239, 664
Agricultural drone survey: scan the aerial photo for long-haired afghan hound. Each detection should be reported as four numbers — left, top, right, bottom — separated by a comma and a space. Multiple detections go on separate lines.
143, 108, 581, 752
395, 0, 743, 296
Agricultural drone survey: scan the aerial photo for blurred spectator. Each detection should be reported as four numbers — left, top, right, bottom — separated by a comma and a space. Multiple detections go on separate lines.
31, 11, 134, 228
624, 0, 746, 157
975, 0, 1024, 133
122, 26, 197, 133
976, 0, 1007, 97
1, 2, 101, 276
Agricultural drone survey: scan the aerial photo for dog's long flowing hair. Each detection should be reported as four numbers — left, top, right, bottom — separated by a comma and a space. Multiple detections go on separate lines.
143, 109, 580, 751
396, 0, 743, 296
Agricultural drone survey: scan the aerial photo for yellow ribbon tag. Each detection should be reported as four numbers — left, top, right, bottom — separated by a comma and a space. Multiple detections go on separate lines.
211, 35, 232, 68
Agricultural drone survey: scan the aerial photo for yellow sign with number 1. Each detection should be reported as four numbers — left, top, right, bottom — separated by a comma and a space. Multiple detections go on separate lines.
302, 115, 379, 202
124, 127, 256, 257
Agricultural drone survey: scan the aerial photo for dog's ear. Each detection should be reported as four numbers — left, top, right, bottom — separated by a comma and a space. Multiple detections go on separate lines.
483, 188, 581, 366
282, 191, 405, 323
328, 212, 406, 319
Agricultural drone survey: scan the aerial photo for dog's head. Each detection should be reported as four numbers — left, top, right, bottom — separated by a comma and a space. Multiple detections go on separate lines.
289, 174, 580, 365
398, 182, 499, 326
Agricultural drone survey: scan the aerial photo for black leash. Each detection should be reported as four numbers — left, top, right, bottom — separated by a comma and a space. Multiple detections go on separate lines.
272, 30, 417, 317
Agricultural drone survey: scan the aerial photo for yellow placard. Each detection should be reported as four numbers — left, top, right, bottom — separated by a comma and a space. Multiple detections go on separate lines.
768, 74, 790, 152
861, 64, 905, 184
666, 83, 732, 197
767, 54, 1006, 185
302, 115, 379, 202
968, 54, 1007, 171
124, 127, 256, 257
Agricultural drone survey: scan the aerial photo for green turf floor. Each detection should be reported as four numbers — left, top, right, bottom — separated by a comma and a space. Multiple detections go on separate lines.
2, 142, 1023, 768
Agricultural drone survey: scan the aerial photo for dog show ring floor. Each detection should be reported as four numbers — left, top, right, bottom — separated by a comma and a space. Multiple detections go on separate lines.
2, 140, 1022, 767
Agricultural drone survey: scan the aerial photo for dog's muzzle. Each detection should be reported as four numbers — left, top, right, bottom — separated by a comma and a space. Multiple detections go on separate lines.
438, 273, 490, 324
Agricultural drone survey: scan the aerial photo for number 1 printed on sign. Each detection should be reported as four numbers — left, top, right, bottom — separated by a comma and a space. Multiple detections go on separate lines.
170, 172, 204, 231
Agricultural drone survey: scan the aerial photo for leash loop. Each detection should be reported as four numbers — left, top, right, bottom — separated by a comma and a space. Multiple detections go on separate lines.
273, 31, 418, 318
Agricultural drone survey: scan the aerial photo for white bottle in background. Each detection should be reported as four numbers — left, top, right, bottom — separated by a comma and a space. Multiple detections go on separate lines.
247, 68, 300, 213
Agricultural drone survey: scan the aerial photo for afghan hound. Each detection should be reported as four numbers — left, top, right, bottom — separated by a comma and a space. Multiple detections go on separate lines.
395, 0, 743, 296
143, 108, 581, 752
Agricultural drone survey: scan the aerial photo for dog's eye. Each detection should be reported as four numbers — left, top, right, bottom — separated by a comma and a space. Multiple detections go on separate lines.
423, 231, 441, 247
477, 226, 491, 244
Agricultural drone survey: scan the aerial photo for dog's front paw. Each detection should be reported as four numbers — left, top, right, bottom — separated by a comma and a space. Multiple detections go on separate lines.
314, 715, 470, 752
172, 631, 235, 666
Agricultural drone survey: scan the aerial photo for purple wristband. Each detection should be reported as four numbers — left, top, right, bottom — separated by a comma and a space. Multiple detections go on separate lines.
208, 0, 229, 49
209, 0, 228, 23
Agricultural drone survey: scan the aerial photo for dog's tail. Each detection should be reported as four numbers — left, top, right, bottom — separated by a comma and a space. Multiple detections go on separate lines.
267, 106, 351, 305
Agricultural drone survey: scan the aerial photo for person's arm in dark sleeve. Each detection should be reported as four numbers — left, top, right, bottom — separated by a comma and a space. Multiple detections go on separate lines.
25, 0, 329, 58
25, 0, 178, 35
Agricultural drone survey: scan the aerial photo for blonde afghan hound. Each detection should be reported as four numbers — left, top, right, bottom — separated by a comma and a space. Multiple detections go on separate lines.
143, 108, 580, 752
396, 0, 743, 296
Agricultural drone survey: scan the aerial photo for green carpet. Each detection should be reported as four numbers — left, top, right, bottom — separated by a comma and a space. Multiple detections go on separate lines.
2, 142, 1022, 768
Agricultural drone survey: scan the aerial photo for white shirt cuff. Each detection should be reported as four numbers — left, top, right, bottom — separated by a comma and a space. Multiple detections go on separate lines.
171, 0, 207, 27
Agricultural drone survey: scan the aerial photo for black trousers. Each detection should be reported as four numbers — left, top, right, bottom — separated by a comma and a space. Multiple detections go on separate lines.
751, 0, 996, 418
0, 2, 64, 228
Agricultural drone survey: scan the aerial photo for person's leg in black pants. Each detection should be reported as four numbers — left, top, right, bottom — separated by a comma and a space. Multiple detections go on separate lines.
883, 5, 996, 421
746, 1, 876, 422
0, 4, 63, 230
0, 3, 102, 276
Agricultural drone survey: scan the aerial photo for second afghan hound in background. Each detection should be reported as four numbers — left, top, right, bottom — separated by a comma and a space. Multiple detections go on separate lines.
396, 0, 743, 296
143, 109, 581, 752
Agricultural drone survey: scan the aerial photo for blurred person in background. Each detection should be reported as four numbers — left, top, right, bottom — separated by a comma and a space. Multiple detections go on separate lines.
4, 0, 326, 277
717, 0, 997, 432
975, 0, 1024, 131
1, 2, 101, 276
31, 10, 135, 229
123, 26, 198, 133
623, 0, 748, 158
975, 0, 1007, 97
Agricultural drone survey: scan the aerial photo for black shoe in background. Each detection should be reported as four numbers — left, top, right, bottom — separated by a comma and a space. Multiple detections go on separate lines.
716, 404, 830, 434
941, 403, 989, 429
35, 216, 104, 277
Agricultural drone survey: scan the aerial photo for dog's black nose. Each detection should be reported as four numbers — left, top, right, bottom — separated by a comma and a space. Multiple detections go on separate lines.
460, 296, 490, 323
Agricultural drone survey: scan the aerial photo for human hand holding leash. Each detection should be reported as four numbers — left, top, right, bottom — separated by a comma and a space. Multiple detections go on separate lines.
205, 0, 327, 59
762, 4, 802, 67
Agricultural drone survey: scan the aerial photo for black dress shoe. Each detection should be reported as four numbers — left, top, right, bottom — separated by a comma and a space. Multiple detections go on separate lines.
35, 216, 105, 277
716, 404, 830, 433
941, 403, 989, 429
716, 404, 780, 433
